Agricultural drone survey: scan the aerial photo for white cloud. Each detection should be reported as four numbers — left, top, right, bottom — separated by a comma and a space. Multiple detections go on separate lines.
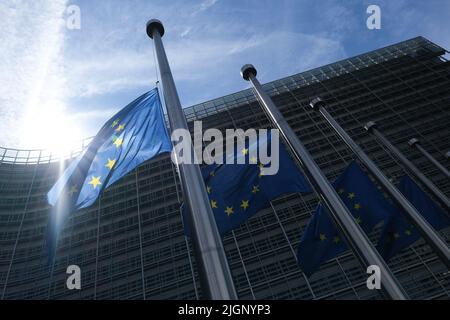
192, 0, 219, 15
61, 28, 343, 102
0, 0, 75, 150
64, 50, 153, 97
180, 26, 192, 38
0, 0, 346, 149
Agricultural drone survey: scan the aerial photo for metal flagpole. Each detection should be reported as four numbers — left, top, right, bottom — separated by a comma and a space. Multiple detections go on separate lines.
241, 64, 408, 300
408, 138, 450, 179
365, 123, 450, 211
309, 97, 450, 268
146, 19, 237, 300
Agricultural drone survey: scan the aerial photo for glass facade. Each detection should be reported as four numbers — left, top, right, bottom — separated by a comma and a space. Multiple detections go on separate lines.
0, 36, 449, 299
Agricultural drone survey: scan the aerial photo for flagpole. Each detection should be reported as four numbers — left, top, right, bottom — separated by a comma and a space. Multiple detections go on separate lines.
408, 138, 450, 179
241, 65, 408, 300
365, 123, 450, 211
309, 98, 450, 268
147, 19, 237, 300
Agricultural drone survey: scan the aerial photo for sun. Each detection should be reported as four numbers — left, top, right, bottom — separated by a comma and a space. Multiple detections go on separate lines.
19, 102, 83, 158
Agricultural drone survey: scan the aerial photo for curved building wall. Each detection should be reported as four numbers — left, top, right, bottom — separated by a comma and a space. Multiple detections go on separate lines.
1, 36, 449, 299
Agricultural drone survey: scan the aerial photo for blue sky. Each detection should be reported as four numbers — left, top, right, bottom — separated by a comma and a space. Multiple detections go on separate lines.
1, 0, 449, 151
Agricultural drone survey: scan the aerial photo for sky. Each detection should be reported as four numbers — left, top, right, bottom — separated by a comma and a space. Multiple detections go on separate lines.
1, 0, 450, 152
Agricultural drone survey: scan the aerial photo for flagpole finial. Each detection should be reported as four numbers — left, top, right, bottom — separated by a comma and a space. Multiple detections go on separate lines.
146, 19, 165, 39
408, 138, 420, 147
364, 121, 377, 132
309, 97, 325, 111
241, 64, 257, 81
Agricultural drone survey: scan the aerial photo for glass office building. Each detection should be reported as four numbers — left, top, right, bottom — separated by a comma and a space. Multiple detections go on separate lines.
1, 36, 449, 300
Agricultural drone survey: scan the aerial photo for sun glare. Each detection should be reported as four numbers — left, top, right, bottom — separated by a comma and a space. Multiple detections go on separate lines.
20, 103, 83, 158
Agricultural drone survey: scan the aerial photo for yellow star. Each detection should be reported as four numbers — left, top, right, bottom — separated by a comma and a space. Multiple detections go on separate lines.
115, 124, 125, 132
355, 217, 362, 224
210, 200, 218, 209
259, 168, 265, 177
241, 148, 248, 155
225, 206, 234, 216
88, 176, 102, 189
105, 158, 116, 170
68, 185, 78, 196
319, 234, 327, 241
404, 229, 412, 236
250, 156, 257, 164
210, 170, 215, 177
354, 203, 361, 210
111, 119, 119, 128
333, 236, 340, 244
251, 185, 260, 194
258, 164, 265, 177
338, 188, 345, 194
348, 192, 355, 199
113, 137, 123, 148
240, 200, 249, 210
206, 186, 212, 194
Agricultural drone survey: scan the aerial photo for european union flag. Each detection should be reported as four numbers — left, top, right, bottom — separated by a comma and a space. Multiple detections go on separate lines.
183, 132, 311, 236
297, 161, 395, 276
47, 88, 172, 259
377, 175, 450, 260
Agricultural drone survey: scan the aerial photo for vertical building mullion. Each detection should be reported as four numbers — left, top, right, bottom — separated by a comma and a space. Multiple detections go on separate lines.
93, 197, 102, 299
135, 168, 146, 300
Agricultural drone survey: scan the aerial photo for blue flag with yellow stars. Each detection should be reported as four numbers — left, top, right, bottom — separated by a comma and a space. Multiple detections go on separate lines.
183, 132, 312, 236
297, 161, 396, 276
47, 88, 172, 260
377, 175, 450, 260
